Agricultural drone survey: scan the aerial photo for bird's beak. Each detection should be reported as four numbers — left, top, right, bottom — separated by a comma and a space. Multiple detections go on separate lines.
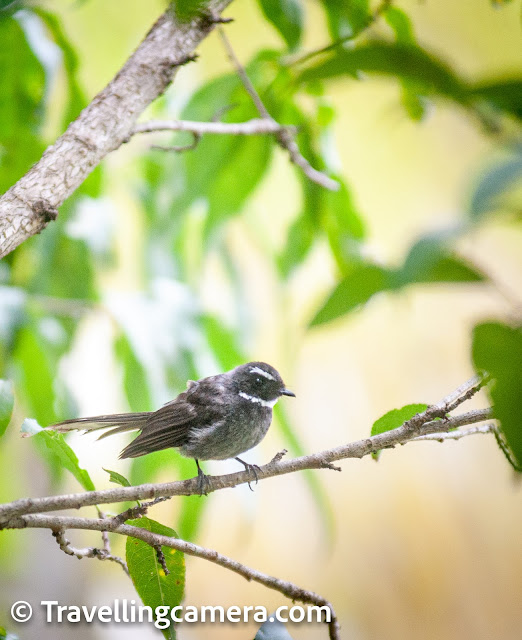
281, 388, 296, 397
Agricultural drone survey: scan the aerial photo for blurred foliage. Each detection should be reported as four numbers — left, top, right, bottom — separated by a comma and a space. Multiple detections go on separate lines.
0, 381, 14, 438
0, 0, 521, 631
472, 323, 522, 471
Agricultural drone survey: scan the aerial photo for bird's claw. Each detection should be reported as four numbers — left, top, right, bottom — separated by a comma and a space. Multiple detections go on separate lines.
235, 457, 261, 491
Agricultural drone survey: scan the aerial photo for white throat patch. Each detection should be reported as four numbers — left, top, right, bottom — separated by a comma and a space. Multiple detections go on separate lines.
249, 366, 276, 381
239, 391, 278, 408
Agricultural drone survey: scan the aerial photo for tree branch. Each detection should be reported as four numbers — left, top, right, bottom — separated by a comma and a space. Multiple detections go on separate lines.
9, 515, 340, 639
132, 118, 290, 137
0, 374, 494, 640
217, 28, 340, 191
0, 376, 492, 525
0, 2, 232, 259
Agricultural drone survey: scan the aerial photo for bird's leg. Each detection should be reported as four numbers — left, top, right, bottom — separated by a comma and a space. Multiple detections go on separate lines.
195, 459, 210, 496
235, 457, 261, 491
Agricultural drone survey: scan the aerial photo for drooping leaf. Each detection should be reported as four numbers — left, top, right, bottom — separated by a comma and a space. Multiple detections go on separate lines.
0, 14, 45, 193
258, 0, 304, 51
299, 42, 465, 103
126, 517, 185, 640
384, 6, 426, 120
310, 263, 391, 327
0, 380, 14, 438
12, 327, 58, 427
277, 212, 316, 278
371, 403, 428, 460
472, 323, 522, 471
318, 0, 371, 39
22, 419, 96, 491
31, 8, 87, 126
396, 235, 485, 286
468, 79, 522, 120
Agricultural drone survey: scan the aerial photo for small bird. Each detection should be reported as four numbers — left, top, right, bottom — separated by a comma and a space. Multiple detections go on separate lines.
50, 362, 295, 494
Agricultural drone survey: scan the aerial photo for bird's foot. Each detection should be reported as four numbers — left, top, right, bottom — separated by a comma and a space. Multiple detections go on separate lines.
235, 457, 261, 491
195, 460, 211, 496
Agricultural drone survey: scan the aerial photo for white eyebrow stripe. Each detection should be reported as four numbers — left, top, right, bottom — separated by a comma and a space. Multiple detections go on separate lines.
239, 391, 277, 408
250, 366, 276, 381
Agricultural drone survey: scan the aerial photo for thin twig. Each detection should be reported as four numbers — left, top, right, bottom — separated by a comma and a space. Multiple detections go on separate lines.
412, 423, 497, 443
218, 27, 339, 191
16, 516, 340, 639
51, 528, 129, 575
133, 118, 288, 136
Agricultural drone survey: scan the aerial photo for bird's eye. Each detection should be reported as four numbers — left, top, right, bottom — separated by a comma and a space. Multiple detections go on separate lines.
256, 377, 261, 384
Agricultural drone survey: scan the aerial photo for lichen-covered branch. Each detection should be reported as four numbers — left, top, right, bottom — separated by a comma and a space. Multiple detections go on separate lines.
0, 3, 231, 258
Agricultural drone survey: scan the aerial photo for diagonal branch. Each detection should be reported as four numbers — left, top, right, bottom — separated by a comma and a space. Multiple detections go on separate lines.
0, 376, 493, 525
0, 2, 232, 259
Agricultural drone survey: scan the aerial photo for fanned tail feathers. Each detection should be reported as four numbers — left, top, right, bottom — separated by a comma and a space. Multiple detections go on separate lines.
48, 412, 151, 440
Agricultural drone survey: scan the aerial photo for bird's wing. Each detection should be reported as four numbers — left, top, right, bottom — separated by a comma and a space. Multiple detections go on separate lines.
119, 375, 231, 458
119, 399, 197, 458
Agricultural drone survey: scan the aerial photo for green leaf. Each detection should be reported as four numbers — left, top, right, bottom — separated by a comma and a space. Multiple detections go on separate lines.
114, 333, 153, 413
468, 79, 522, 120
371, 403, 428, 460
23, 419, 96, 491
310, 263, 391, 327
319, 0, 370, 39
0, 380, 14, 438
126, 517, 185, 640
12, 327, 58, 427
469, 147, 522, 219
0, 14, 46, 193
129, 450, 206, 541
258, 0, 304, 51
384, 7, 426, 120
383, 6, 415, 43
31, 8, 87, 126
103, 467, 132, 488
396, 235, 485, 286
299, 42, 464, 102
277, 212, 316, 278
171, 0, 208, 22
372, 404, 429, 436
322, 179, 366, 273
472, 323, 522, 471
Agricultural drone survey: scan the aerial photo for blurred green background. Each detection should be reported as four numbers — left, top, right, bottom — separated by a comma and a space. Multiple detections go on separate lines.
0, 0, 521, 639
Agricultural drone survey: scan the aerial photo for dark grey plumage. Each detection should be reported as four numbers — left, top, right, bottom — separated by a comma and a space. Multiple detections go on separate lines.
50, 362, 294, 490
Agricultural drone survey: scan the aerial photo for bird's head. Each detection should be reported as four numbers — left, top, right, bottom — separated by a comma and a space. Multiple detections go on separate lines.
232, 362, 295, 407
